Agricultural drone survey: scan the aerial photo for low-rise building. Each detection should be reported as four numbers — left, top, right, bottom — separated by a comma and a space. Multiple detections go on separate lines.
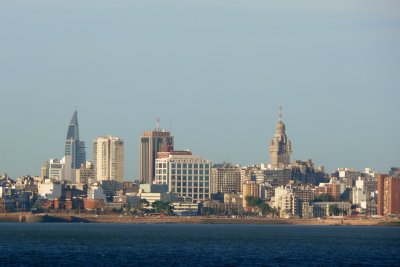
312, 202, 351, 218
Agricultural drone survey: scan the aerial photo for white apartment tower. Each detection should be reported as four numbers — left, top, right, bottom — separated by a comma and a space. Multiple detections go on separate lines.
155, 151, 211, 203
93, 136, 124, 183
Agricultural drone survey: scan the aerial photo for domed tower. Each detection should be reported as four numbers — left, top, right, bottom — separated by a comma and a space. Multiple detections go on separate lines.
269, 107, 292, 168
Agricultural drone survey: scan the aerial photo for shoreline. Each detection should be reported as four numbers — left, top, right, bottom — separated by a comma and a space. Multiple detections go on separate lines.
0, 213, 399, 226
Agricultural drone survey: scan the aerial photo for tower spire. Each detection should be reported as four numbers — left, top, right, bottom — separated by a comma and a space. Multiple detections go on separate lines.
156, 117, 160, 131
279, 106, 282, 122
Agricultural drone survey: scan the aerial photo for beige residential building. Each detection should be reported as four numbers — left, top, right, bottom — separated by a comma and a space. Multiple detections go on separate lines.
242, 181, 260, 208
75, 161, 96, 184
93, 136, 124, 183
211, 164, 241, 194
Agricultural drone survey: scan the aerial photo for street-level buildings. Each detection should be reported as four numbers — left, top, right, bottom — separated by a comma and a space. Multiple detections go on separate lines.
93, 136, 124, 183
312, 202, 351, 218
154, 151, 211, 203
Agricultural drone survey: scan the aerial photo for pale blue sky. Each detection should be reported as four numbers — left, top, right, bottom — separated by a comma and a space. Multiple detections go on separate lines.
1, 0, 399, 179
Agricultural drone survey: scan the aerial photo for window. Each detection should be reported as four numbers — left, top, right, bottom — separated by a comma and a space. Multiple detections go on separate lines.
189, 188, 193, 193
183, 188, 187, 193
205, 194, 209, 199
194, 182, 198, 187
177, 188, 181, 193
183, 164, 187, 168
177, 182, 181, 186
188, 176, 192, 181
205, 176, 209, 181
200, 164, 204, 168
171, 169, 176, 175
205, 170, 209, 175
183, 182, 187, 186
188, 170, 192, 175
188, 182, 192, 186
188, 164, 192, 168
194, 164, 198, 168
183, 170, 187, 175
194, 170, 198, 175
177, 163, 181, 168
205, 182, 209, 187
194, 194, 198, 199
205, 164, 209, 169
200, 182, 203, 187
163, 163, 167, 168
177, 170, 181, 174
205, 188, 209, 193
183, 176, 187, 181
171, 163, 176, 168
199, 170, 203, 175
199, 188, 203, 193
199, 194, 203, 199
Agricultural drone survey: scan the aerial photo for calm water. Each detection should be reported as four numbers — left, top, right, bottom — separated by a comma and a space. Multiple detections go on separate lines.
0, 223, 399, 266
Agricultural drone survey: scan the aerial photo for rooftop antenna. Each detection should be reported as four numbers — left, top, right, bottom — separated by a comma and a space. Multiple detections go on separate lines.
156, 117, 160, 131
279, 106, 282, 122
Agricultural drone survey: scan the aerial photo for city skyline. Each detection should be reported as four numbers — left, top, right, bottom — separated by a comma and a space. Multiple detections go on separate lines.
0, 107, 398, 180
1, 1, 399, 178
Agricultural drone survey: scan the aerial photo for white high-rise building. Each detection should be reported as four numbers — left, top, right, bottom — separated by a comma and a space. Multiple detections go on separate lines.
155, 151, 211, 203
93, 136, 124, 183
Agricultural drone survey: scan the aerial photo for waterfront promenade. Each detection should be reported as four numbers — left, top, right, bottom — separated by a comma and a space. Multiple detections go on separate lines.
0, 213, 399, 226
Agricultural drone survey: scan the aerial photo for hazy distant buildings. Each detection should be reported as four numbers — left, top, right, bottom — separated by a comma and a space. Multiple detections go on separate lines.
154, 151, 211, 203
139, 127, 174, 184
93, 136, 124, 183
269, 108, 292, 169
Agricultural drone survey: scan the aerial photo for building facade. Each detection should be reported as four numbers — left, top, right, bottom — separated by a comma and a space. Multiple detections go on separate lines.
242, 181, 260, 208
93, 136, 124, 183
139, 129, 174, 184
154, 151, 211, 203
378, 175, 400, 216
211, 164, 241, 194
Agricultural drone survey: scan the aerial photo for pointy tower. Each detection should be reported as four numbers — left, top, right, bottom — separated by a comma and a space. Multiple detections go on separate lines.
269, 107, 292, 169
65, 110, 86, 169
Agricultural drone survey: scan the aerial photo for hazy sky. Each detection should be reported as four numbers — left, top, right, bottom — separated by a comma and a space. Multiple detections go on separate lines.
1, 0, 399, 179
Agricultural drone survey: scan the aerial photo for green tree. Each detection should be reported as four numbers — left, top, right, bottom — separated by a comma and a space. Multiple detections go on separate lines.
151, 201, 174, 215
245, 196, 263, 207
313, 194, 335, 202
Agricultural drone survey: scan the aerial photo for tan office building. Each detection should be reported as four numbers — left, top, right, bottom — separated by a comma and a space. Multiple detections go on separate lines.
93, 136, 124, 183
139, 129, 174, 184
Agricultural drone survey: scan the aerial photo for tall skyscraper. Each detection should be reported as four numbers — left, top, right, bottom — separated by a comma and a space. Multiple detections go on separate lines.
93, 136, 125, 183
65, 110, 86, 169
139, 125, 174, 184
269, 107, 292, 169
